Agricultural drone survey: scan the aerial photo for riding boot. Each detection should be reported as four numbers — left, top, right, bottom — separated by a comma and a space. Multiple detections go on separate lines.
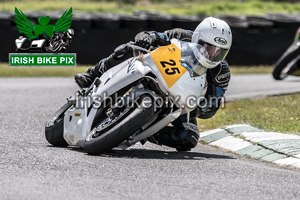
74, 55, 116, 88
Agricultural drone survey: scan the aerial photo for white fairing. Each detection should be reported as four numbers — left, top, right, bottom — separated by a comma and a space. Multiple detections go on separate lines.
169, 71, 205, 113
63, 40, 206, 147
64, 58, 153, 146
143, 39, 206, 113
64, 100, 89, 147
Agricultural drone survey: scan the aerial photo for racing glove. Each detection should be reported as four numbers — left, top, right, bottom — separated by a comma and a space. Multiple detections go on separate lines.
134, 31, 170, 50
135, 32, 151, 49
111, 43, 133, 61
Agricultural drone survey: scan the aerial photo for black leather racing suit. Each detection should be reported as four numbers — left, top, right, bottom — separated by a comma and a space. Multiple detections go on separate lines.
93, 28, 231, 151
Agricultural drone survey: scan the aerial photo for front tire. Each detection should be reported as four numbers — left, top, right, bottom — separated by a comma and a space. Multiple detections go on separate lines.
45, 103, 71, 147
272, 45, 300, 80
84, 96, 156, 154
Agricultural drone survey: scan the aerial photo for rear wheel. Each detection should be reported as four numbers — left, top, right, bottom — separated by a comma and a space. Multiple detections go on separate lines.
45, 103, 72, 147
84, 95, 156, 154
273, 45, 300, 80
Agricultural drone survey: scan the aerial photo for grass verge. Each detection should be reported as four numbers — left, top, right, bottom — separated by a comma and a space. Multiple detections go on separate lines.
0, 63, 90, 77
230, 65, 273, 74
1, 0, 300, 16
198, 94, 300, 135
0, 63, 273, 77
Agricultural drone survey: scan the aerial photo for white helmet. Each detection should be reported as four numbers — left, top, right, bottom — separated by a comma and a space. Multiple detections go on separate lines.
192, 17, 232, 69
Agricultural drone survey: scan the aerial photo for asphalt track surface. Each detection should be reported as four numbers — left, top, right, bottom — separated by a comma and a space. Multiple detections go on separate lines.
226, 74, 300, 101
1, 75, 300, 200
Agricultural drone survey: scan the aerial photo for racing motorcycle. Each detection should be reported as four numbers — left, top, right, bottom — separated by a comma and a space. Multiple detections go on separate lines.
273, 27, 300, 80
45, 39, 206, 154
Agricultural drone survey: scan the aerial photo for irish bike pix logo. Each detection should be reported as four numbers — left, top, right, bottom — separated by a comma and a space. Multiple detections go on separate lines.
9, 7, 76, 67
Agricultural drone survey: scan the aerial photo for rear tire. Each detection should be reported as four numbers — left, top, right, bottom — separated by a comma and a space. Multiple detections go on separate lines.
84, 96, 156, 154
272, 45, 300, 80
45, 103, 71, 147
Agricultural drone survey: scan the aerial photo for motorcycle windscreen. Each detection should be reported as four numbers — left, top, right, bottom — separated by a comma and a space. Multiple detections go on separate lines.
180, 42, 207, 77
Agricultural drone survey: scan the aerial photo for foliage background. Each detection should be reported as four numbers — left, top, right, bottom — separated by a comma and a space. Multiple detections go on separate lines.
1, 0, 300, 16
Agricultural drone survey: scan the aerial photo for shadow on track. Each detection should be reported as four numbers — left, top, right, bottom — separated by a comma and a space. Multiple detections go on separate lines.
97, 149, 235, 160
47, 145, 235, 160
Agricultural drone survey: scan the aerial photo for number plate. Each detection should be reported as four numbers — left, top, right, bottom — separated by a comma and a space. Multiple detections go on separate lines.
150, 43, 187, 88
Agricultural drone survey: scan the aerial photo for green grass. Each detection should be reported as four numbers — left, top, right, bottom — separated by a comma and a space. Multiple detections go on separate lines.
2, 0, 300, 16
230, 65, 273, 74
0, 63, 90, 77
198, 94, 300, 135
0, 63, 272, 77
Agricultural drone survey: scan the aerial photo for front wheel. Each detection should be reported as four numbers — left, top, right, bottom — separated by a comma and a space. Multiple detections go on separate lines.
84, 96, 156, 154
272, 45, 300, 80
45, 102, 72, 147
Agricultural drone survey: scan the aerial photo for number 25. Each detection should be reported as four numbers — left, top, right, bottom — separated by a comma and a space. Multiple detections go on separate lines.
160, 60, 180, 75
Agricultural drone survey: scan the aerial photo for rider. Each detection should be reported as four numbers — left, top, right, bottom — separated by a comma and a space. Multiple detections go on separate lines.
75, 17, 232, 151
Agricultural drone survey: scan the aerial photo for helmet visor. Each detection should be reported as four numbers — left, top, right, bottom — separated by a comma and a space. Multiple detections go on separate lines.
198, 40, 229, 63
